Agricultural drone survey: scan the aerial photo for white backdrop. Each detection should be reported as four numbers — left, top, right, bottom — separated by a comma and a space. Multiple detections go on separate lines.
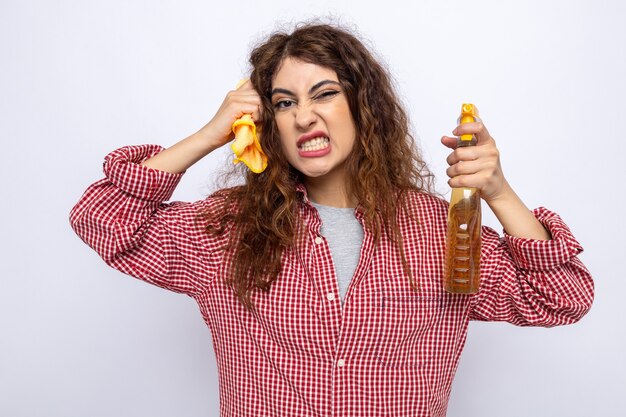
1, 0, 623, 416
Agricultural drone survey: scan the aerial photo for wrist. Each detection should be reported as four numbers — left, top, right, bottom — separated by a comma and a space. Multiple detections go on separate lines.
196, 121, 232, 151
191, 129, 224, 154
483, 180, 516, 208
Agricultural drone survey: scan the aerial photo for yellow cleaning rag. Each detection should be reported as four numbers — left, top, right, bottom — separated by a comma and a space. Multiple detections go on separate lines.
231, 79, 268, 173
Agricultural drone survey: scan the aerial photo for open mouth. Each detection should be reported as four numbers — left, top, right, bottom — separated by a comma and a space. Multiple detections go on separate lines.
298, 137, 330, 152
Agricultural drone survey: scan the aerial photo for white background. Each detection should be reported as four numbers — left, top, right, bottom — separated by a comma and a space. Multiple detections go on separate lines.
1, 0, 623, 416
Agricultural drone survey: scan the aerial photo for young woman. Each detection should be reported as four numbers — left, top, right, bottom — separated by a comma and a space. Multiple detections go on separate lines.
70, 22, 593, 417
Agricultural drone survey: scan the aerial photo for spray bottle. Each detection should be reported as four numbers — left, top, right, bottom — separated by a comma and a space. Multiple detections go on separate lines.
444, 103, 481, 294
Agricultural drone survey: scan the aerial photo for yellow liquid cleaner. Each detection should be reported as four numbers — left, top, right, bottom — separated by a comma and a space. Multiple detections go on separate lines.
444, 104, 482, 294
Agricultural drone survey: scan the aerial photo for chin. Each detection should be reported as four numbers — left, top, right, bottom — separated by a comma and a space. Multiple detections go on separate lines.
300, 167, 332, 178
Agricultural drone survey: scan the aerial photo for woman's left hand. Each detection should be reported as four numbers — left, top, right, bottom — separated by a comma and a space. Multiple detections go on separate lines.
441, 118, 510, 203
442, 114, 551, 240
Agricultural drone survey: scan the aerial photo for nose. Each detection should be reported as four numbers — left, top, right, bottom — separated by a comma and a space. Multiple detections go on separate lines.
294, 102, 317, 130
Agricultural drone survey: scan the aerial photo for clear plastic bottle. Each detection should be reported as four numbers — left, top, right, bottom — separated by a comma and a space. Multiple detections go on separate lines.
444, 104, 481, 294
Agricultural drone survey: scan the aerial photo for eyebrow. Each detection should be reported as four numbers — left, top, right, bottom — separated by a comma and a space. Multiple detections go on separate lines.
270, 80, 341, 98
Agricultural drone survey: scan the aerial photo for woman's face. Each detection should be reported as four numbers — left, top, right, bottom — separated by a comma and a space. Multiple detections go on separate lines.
270, 57, 356, 182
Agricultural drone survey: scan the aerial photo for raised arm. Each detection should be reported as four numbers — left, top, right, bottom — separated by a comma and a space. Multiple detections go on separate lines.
441, 115, 594, 325
140, 79, 262, 173
69, 80, 262, 295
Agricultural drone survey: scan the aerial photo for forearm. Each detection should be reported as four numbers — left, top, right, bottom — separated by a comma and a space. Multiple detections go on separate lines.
485, 181, 551, 240
140, 129, 220, 174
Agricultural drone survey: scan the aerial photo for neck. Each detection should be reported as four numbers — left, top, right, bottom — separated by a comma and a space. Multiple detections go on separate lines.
304, 170, 357, 208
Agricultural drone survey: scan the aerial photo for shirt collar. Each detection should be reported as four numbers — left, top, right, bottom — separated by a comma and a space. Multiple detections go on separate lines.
294, 181, 365, 219
295, 182, 308, 199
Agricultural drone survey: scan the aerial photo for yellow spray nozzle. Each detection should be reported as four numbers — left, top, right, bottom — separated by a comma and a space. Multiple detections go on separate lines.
459, 103, 478, 142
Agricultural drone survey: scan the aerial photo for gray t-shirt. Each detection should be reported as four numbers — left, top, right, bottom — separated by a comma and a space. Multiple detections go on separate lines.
311, 201, 364, 304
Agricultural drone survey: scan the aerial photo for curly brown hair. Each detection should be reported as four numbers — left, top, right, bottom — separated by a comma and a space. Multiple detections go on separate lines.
201, 22, 435, 310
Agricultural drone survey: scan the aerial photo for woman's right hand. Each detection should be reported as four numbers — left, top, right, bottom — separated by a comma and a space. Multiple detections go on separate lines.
140, 80, 263, 174
197, 79, 264, 150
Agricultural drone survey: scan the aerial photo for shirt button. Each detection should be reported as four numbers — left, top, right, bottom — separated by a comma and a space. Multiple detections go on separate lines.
326, 292, 336, 301
337, 359, 345, 368
314, 236, 323, 244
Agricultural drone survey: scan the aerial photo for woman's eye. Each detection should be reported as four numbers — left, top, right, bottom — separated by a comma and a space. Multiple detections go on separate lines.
274, 99, 295, 109
316, 90, 339, 100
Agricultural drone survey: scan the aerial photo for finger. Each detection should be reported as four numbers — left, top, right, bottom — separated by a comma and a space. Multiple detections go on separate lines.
452, 121, 484, 137
441, 135, 458, 150
234, 103, 261, 118
229, 87, 261, 102
447, 174, 476, 189
446, 146, 480, 166
230, 80, 259, 102
452, 121, 493, 146
447, 170, 490, 188
446, 158, 484, 178
251, 104, 262, 122
225, 92, 262, 115
235, 94, 262, 108
448, 168, 501, 190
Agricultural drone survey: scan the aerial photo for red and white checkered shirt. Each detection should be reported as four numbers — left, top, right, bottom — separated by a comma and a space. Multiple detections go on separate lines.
70, 145, 594, 417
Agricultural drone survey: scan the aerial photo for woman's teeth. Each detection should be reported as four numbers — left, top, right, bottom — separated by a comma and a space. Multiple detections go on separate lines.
299, 137, 330, 151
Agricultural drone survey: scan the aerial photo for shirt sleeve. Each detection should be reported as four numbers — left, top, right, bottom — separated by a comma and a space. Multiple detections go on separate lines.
469, 207, 594, 326
69, 144, 221, 297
